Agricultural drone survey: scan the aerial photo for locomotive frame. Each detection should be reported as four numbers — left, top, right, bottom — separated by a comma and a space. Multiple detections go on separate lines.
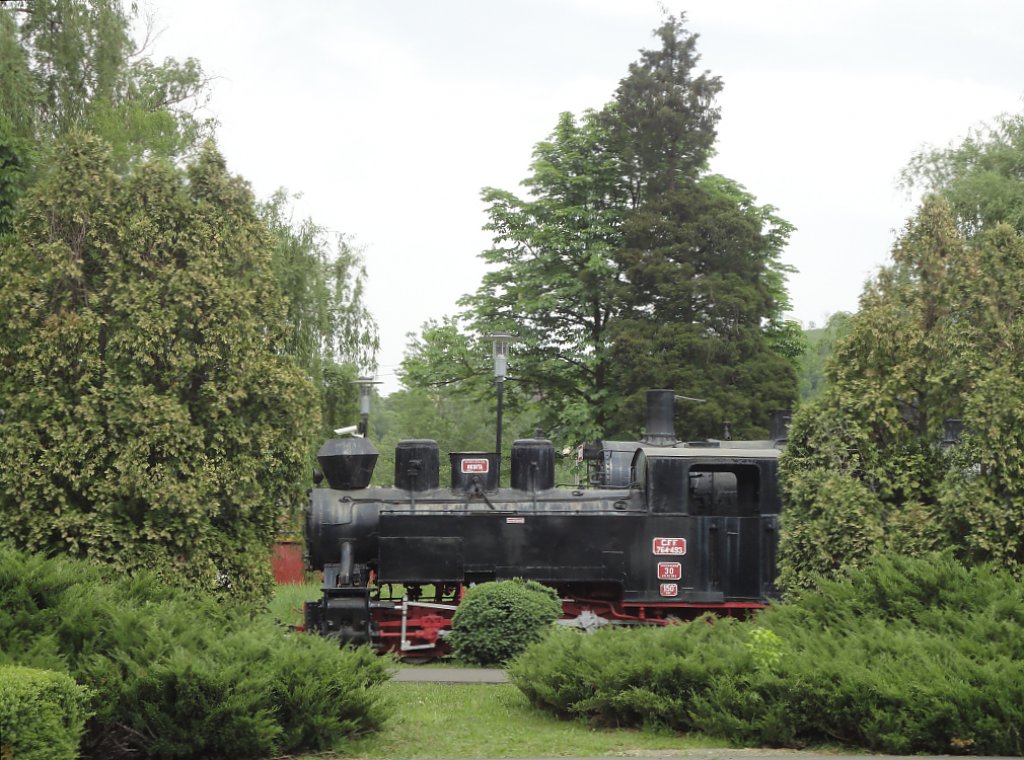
303, 390, 786, 657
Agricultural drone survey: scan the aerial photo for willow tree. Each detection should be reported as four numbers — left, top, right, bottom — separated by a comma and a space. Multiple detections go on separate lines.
0, 133, 317, 601
261, 192, 379, 441
1, 0, 213, 162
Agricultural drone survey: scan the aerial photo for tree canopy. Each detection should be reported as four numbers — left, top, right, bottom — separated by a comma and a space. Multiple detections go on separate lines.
421, 14, 800, 446
607, 173, 797, 440
0, 0, 213, 164
0, 133, 318, 601
261, 192, 379, 441
779, 194, 1024, 589
0, 1, 379, 598
902, 111, 1024, 237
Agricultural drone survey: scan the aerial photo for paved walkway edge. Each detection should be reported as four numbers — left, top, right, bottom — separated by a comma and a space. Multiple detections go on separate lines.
392, 667, 509, 683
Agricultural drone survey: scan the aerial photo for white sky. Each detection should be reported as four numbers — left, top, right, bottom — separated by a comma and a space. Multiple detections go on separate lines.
141, 0, 1024, 393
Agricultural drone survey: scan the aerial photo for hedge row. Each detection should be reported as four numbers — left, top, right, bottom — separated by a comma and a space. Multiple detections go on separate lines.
508, 553, 1024, 755
0, 547, 393, 759
0, 665, 90, 760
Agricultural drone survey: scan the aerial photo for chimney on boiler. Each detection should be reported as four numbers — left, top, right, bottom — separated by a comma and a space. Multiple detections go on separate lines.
641, 389, 677, 447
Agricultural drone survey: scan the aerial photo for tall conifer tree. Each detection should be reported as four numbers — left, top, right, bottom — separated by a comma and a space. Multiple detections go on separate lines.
438, 14, 800, 444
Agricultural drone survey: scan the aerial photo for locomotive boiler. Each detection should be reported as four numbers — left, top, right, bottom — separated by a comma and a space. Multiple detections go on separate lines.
303, 390, 785, 656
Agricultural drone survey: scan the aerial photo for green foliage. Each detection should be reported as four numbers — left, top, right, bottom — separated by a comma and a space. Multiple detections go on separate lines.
0, 10, 37, 236
903, 111, 1024, 236
796, 311, 852, 400
389, 318, 549, 487
261, 192, 378, 444
608, 173, 798, 440
0, 547, 393, 759
0, 119, 31, 238
0, 665, 91, 760
602, 13, 722, 203
425, 14, 798, 446
509, 553, 1024, 755
780, 193, 1024, 588
447, 579, 563, 665
0, 10, 37, 142
0, 133, 318, 602
3, 0, 214, 165
459, 111, 625, 442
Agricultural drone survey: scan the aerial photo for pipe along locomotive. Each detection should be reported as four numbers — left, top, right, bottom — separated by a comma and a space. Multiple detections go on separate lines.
303, 390, 788, 657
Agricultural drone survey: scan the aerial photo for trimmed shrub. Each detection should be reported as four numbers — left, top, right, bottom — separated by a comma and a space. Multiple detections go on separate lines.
508, 553, 1024, 755
448, 579, 563, 665
0, 665, 90, 760
0, 547, 393, 759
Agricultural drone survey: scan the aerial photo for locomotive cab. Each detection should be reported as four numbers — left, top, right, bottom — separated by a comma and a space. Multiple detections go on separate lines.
632, 445, 781, 602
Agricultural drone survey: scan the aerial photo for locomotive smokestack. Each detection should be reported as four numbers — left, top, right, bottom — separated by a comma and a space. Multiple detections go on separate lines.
316, 437, 378, 490
642, 389, 677, 446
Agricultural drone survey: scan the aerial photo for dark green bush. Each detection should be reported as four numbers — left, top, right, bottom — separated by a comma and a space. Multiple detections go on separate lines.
0, 665, 91, 760
448, 579, 563, 665
508, 553, 1024, 755
0, 547, 393, 759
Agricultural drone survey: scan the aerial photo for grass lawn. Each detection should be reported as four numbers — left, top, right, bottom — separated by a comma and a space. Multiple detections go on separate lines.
269, 580, 320, 627
317, 682, 729, 759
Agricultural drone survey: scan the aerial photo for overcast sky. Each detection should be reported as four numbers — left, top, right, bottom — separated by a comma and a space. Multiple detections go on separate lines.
141, 1, 1024, 393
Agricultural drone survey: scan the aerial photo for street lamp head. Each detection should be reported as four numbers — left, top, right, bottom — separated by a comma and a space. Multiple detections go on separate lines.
352, 376, 382, 416
489, 332, 512, 380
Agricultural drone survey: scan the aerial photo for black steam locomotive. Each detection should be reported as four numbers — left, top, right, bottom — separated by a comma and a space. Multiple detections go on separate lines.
303, 390, 786, 657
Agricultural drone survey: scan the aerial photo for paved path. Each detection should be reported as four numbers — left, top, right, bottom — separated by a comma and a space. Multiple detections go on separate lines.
393, 667, 508, 683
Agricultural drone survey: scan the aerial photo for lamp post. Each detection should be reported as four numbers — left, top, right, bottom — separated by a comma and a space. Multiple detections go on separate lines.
354, 376, 381, 436
489, 333, 511, 459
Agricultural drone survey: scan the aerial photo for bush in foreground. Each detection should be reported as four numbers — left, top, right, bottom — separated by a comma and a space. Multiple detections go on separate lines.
448, 579, 563, 665
0, 547, 393, 759
508, 553, 1024, 755
0, 665, 91, 760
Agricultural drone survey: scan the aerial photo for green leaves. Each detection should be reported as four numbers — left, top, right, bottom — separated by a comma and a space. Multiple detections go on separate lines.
0, 548, 393, 758
3, 0, 214, 167
781, 189, 1024, 588
459, 109, 624, 443
903, 112, 1024, 236
448, 579, 563, 665
510, 554, 1024, 755
442, 15, 798, 446
0, 133, 318, 603
608, 173, 798, 440
260, 191, 378, 444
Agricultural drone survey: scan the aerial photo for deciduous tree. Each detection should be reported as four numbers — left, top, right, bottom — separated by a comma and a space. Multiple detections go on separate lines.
460, 111, 626, 441
2, 0, 213, 164
902, 111, 1024, 236
261, 192, 378, 440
